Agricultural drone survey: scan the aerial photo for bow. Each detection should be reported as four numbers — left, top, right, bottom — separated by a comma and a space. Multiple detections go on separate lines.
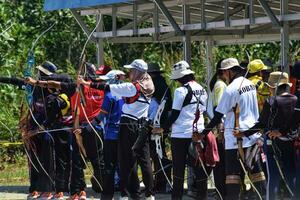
192, 89, 223, 200
234, 60, 263, 200
72, 11, 104, 191
22, 23, 56, 185
152, 86, 173, 189
267, 78, 294, 198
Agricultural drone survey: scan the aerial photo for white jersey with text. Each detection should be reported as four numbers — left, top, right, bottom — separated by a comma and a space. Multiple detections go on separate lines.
171, 81, 207, 138
110, 83, 150, 120
216, 76, 260, 150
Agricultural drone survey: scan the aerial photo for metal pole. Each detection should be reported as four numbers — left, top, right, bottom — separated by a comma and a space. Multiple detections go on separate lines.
205, 39, 214, 85
96, 14, 104, 66
183, 4, 191, 64
280, 0, 289, 73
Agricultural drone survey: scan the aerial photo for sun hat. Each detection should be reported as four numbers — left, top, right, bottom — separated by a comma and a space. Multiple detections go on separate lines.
170, 60, 195, 80
220, 58, 241, 70
124, 59, 148, 72
36, 61, 57, 76
248, 59, 268, 74
266, 71, 292, 88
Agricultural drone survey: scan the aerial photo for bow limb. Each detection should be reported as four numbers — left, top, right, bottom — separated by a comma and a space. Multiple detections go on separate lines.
71, 12, 104, 190
152, 89, 173, 189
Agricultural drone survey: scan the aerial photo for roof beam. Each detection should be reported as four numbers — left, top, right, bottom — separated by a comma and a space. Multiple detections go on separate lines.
106, 32, 300, 45
119, 13, 152, 30
70, 9, 97, 42
94, 13, 300, 38
257, 0, 281, 27
153, 0, 184, 35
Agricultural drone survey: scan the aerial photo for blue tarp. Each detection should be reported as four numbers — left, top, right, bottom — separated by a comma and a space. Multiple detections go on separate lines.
44, 0, 130, 11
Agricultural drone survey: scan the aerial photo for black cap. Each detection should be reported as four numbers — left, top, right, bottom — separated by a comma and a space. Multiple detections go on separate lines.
147, 63, 164, 73
36, 61, 57, 76
292, 61, 300, 79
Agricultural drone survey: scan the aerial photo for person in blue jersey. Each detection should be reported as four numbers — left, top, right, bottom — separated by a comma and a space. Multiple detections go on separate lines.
93, 70, 126, 200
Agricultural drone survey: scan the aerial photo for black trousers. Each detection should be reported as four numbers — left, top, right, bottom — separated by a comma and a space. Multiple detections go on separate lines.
69, 134, 86, 195
171, 138, 212, 200
101, 139, 119, 199
225, 147, 266, 200
213, 140, 226, 197
82, 123, 104, 191
119, 117, 154, 199
29, 132, 55, 193
52, 129, 71, 193
149, 133, 172, 192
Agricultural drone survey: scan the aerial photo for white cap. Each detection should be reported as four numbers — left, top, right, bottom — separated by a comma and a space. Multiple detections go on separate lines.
99, 70, 126, 80
220, 58, 240, 70
124, 59, 148, 72
170, 60, 195, 80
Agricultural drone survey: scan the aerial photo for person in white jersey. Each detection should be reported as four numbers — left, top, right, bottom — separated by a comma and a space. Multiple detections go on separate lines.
200, 58, 266, 199
152, 61, 209, 200
78, 59, 155, 200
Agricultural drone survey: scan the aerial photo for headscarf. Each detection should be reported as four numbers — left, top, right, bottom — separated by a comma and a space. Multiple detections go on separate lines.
130, 69, 155, 99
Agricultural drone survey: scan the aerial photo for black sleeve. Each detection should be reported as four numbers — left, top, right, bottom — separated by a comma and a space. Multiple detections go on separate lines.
161, 109, 180, 131
242, 100, 270, 137
90, 82, 110, 92
0, 77, 25, 89
202, 111, 224, 135
42, 74, 73, 83
60, 82, 77, 97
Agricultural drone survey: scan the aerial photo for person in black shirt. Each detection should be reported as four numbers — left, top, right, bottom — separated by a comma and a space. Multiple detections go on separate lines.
234, 71, 298, 200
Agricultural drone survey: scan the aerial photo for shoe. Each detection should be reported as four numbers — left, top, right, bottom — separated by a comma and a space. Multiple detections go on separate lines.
145, 195, 155, 200
186, 190, 197, 198
79, 191, 86, 200
119, 197, 129, 200
53, 192, 64, 200
39, 192, 53, 200
66, 194, 79, 200
27, 191, 40, 199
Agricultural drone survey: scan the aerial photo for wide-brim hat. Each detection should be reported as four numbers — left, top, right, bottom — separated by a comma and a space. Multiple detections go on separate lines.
220, 58, 241, 70
170, 60, 195, 80
266, 71, 292, 88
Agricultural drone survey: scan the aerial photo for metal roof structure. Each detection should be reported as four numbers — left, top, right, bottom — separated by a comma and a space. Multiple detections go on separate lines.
45, 0, 300, 75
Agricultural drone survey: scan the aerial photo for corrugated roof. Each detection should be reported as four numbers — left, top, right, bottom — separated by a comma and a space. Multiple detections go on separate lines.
44, 0, 131, 11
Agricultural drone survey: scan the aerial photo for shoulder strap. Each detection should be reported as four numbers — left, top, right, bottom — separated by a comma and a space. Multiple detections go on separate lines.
182, 84, 193, 107
255, 80, 263, 90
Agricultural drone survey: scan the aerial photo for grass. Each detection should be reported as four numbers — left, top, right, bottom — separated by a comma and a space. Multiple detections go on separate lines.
0, 155, 29, 186
0, 153, 95, 186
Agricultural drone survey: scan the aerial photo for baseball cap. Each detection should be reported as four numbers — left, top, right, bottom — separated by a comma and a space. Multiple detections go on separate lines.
248, 59, 268, 74
36, 61, 57, 76
96, 65, 112, 75
220, 58, 241, 70
124, 59, 148, 72
99, 70, 126, 80
170, 60, 195, 80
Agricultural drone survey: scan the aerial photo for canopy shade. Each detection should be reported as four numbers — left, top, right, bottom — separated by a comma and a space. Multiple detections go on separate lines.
44, 0, 130, 11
